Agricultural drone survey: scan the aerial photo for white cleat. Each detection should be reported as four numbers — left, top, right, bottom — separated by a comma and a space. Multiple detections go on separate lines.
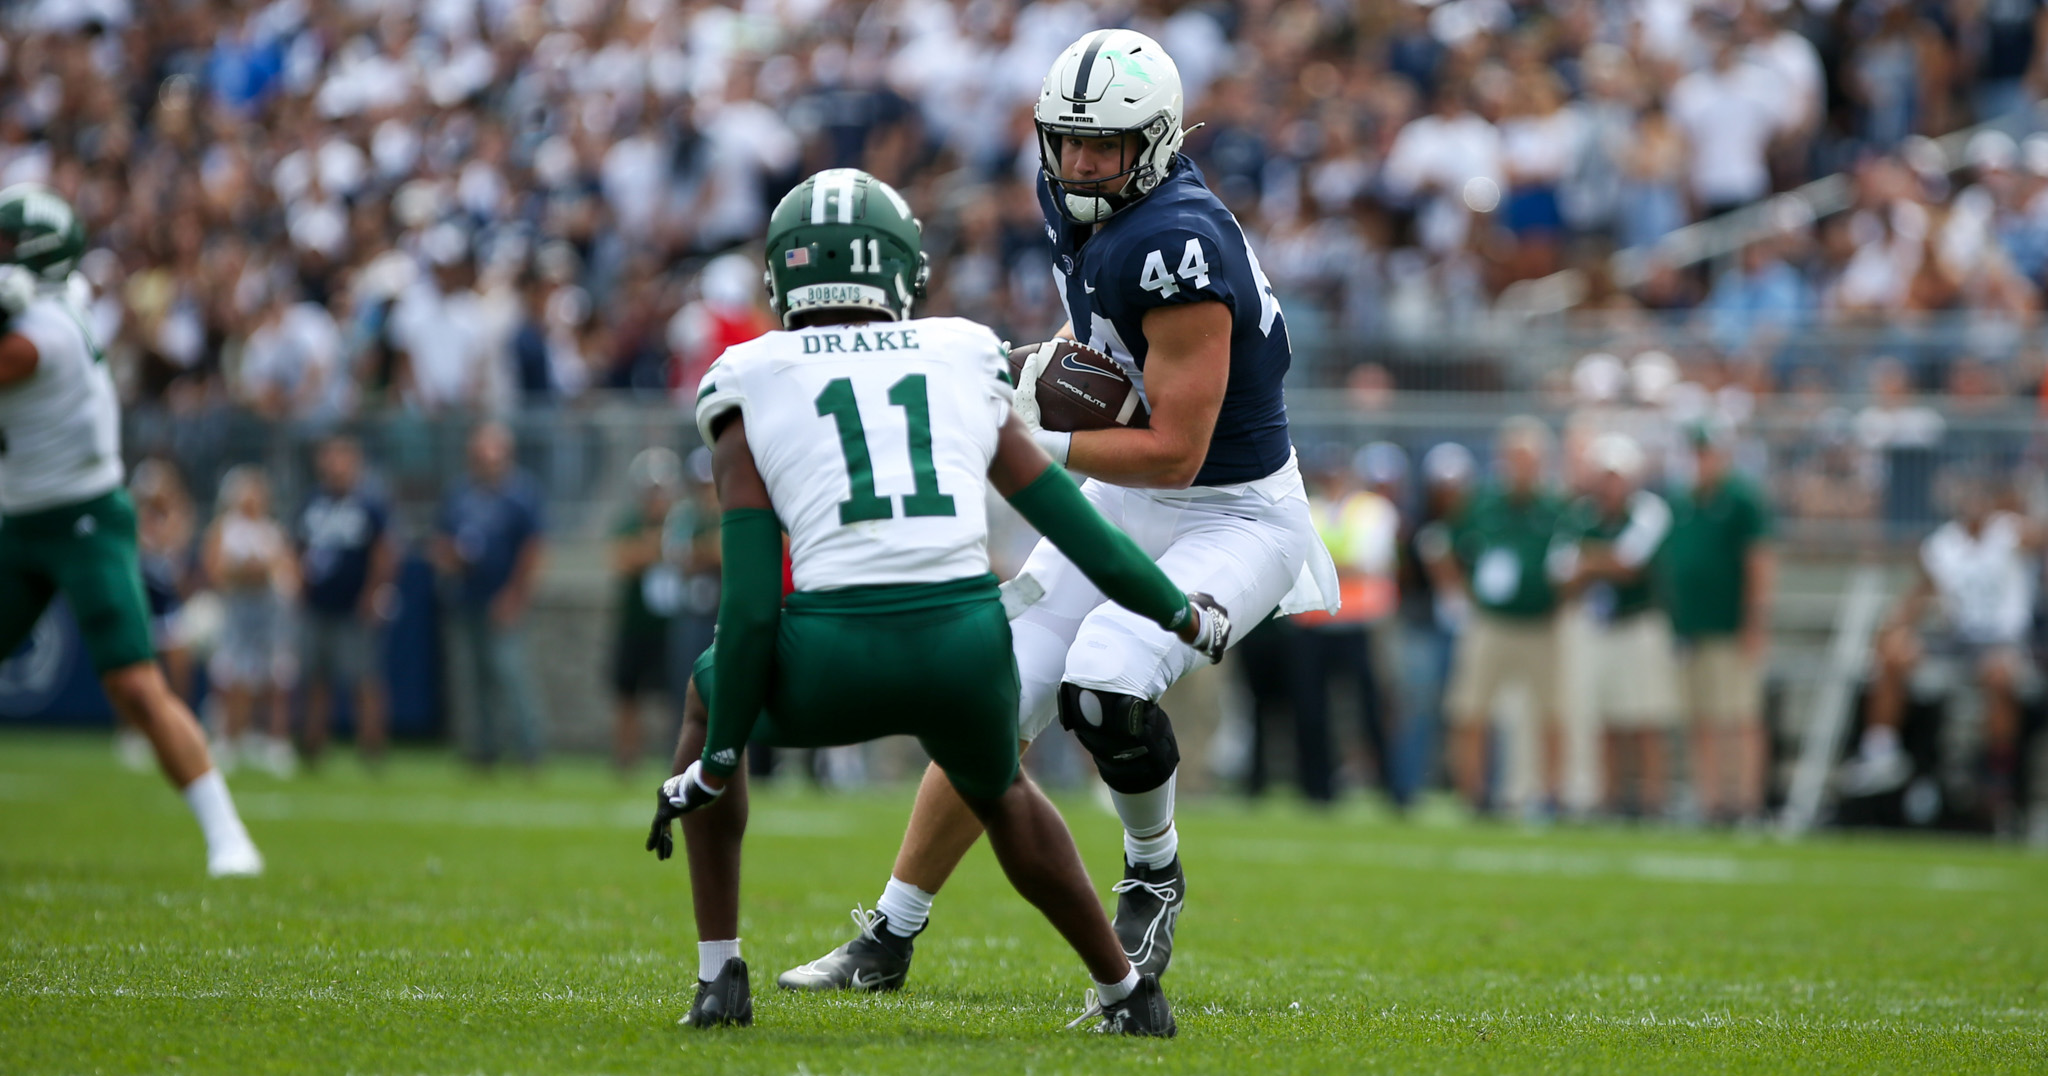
1837, 748, 1911, 798
115, 729, 155, 773
208, 842, 265, 878
257, 737, 299, 780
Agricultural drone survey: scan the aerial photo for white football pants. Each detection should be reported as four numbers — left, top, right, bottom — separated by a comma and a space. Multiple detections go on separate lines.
1008, 450, 1335, 741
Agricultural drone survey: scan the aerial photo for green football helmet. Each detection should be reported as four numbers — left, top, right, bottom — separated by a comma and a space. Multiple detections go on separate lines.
0, 184, 86, 282
762, 169, 929, 327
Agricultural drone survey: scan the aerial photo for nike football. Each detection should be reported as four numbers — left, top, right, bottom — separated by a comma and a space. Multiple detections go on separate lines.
1008, 340, 1151, 432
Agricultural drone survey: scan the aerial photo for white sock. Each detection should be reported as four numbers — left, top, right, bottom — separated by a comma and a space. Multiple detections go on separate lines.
179, 770, 254, 854
1110, 773, 1176, 838
875, 876, 934, 937
697, 938, 741, 982
1861, 725, 1900, 759
1123, 823, 1179, 870
1094, 967, 1141, 1005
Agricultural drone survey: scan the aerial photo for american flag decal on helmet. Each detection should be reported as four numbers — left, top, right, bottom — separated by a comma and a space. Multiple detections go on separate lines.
784, 247, 810, 267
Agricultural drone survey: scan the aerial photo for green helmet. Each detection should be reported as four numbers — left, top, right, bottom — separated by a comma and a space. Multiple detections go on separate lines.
762, 169, 929, 327
0, 184, 86, 282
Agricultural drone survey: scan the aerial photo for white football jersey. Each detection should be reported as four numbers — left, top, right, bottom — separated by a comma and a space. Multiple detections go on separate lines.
0, 285, 122, 514
695, 316, 1012, 592
1921, 512, 2035, 646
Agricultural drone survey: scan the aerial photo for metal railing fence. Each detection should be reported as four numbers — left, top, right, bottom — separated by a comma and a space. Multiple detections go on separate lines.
126, 390, 2046, 560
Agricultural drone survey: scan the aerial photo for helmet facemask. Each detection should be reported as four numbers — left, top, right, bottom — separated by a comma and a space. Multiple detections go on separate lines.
1037, 114, 1182, 224
1033, 29, 1189, 224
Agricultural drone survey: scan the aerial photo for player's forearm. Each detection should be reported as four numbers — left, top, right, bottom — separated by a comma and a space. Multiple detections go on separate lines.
1005, 464, 1188, 630
1063, 425, 1210, 489
0, 332, 38, 385
702, 508, 781, 780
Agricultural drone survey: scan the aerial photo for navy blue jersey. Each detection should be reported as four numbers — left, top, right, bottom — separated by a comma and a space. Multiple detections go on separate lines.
299, 489, 391, 615
1038, 155, 1292, 485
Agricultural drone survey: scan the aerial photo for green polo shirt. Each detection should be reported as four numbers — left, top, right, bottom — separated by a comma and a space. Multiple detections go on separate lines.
1450, 484, 1568, 620
1566, 495, 1664, 620
613, 505, 685, 641
1661, 475, 1772, 638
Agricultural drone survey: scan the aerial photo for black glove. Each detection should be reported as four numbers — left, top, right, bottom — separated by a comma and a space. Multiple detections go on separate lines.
646, 788, 680, 860
1184, 591, 1232, 664
645, 760, 725, 860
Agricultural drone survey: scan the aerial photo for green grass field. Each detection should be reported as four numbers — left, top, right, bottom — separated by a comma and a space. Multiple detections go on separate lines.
3, 733, 2045, 1075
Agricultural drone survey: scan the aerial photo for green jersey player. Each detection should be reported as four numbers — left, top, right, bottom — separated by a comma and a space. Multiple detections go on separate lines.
643, 169, 1229, 1035
0, 184, 263, 877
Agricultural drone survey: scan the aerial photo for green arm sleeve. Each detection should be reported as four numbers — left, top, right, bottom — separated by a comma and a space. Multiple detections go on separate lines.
702, 508, 781, 779
1005, 464, 1189, 631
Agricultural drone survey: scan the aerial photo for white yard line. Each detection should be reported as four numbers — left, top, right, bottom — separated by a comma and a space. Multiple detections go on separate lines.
1207, 838, 2012, 892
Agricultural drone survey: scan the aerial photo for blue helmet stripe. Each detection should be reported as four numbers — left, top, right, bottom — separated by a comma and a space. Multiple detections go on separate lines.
1070, 30, 1110, 103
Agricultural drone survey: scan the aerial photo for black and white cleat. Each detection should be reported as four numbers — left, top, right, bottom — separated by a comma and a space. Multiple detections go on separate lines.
775, 905, 919, 992
1111, 856, 1184, 979
1065, 973, 1177, 1038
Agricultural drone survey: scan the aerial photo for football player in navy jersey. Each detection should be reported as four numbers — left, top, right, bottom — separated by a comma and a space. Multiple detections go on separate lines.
779, 29, 1338, 999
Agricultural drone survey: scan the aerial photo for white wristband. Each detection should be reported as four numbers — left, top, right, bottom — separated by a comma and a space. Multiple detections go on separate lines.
1033, 429, 1072, 466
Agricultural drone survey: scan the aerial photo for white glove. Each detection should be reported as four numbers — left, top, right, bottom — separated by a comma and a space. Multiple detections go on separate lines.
1010, 343, 1073, 464
661, 759, 725, 813
1011, 342, 1052, 433
998, 573, 1045, 620
647, 759, 724, 859
0, 264, 36, 320
1178, 592, 1233, 664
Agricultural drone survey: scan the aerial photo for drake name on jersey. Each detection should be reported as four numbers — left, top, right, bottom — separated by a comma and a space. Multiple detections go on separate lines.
695, 316, 1012, 592
1040, 154, 1291, 486
0, 287, 121, 515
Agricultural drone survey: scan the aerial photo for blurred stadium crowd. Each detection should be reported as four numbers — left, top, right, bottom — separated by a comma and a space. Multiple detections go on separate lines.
11, 0, 2048, 416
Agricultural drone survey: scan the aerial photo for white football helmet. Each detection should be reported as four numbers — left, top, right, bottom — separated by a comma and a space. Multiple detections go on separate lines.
1035, 29, 1188, 223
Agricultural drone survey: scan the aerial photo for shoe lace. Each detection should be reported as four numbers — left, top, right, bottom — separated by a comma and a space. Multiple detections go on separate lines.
1063, 988, 1108, 1031
1110, 877, 1179, 964
1110, 877, 1180, 903
848, 903, 884, 944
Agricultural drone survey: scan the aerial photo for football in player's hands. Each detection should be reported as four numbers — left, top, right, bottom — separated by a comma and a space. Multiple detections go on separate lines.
1008, 340, 1150, 433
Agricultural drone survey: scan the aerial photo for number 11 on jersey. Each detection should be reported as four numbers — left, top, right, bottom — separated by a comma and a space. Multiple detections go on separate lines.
814, 375, 957, 525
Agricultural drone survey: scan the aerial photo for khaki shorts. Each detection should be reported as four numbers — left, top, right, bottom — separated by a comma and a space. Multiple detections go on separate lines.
1581, 611, 1680, 729
1678, 638, 1761, 727
1447, 613, 1558, 724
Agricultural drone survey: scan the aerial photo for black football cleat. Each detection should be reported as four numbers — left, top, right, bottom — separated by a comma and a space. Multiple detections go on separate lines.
1111, 856, 1184, 978
680, 957, 752, 1028
775, 905, 919, 992
1065, 973, 1177, 1037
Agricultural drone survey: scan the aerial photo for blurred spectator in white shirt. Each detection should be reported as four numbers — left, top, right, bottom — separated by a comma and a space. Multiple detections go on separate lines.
692, 65, 800, 251
1383, 85, 1502, 255
238, 291, 350, 423
389, 225, 491, 414
1669, 32, 1786, 218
